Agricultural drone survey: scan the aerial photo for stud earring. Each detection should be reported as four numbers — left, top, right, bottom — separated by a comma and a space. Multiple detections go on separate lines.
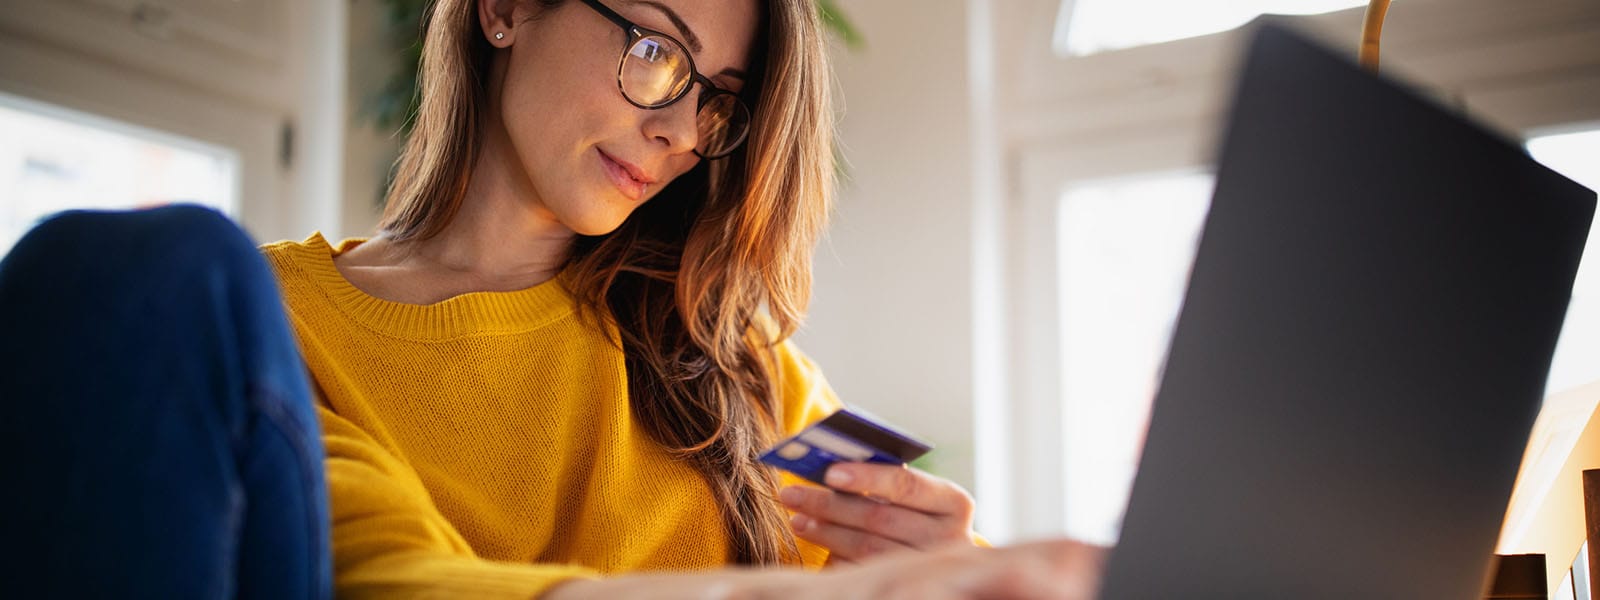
495, 32, 505, 40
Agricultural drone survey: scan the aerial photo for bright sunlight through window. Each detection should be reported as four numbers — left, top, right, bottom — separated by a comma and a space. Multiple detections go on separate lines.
0, 93, 237, 256
1054, 0, 1369, 56
1530, 128, 1600, 396
1057, 171, 1214, 545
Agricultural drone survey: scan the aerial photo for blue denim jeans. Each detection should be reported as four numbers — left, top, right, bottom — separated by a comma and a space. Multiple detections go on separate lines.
0, 206, 332, 599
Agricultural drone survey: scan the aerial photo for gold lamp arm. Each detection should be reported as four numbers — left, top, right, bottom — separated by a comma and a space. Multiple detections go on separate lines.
1360, 0, 1393, 71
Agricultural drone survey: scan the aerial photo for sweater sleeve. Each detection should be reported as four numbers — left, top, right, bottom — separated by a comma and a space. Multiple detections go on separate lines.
315, 399, 600, 598
765, 337, 848, 567
770, 338, 845, 437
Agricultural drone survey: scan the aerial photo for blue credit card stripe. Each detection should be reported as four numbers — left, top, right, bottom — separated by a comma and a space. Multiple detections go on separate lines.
820, 409, 933, 462
797, 427, 876, 462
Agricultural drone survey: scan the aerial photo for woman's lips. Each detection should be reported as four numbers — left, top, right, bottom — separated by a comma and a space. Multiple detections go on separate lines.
598, 149, 648, 201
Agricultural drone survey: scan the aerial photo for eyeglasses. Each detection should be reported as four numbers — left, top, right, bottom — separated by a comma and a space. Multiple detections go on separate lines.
579, 0, 752, 159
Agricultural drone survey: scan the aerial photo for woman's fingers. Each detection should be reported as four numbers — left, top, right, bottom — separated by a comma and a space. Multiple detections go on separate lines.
810, 538, 1108, 600
780, 484, 952, 548
778, 463, 980, 562
822, 553, 857, 569
932, 540, 1107, 600
823, 463, 974, 519
790, 511, 917, 561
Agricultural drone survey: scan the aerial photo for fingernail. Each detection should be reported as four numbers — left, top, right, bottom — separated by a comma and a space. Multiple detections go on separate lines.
825, 467, 853, 488
790, 513, 813, 532
778, 486, 803, 506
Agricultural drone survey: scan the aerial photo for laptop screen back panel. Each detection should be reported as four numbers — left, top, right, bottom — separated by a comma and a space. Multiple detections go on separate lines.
1101, 24, 1595, 598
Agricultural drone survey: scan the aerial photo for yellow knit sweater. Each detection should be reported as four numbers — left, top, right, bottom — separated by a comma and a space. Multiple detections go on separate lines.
261, 233, 839, 598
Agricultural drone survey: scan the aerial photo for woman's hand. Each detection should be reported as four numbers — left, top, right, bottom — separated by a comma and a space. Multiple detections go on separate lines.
778, 463, 978, 564
805, 538, 1104, 600
540, 538, 1105, 600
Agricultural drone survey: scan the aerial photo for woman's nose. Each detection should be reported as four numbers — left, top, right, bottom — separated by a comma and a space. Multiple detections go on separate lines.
641, 90, 701, 155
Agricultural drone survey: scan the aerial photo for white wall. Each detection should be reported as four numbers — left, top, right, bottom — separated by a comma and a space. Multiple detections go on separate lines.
796, 0, 981, 492
342, 0, 407, 241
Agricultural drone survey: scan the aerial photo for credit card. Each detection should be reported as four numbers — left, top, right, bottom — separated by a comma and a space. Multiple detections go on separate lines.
759, 406, 933, 486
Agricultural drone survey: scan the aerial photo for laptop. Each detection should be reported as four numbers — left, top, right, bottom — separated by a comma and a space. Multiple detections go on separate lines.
1099, 23, 1597, 598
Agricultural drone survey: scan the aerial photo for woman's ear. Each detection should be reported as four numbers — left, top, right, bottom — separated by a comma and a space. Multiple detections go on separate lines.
477, 0, 518, 47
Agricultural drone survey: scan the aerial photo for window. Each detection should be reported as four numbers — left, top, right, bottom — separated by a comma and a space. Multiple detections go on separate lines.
1528, 127, 1600, 396
1056, 171, 1214, 545
1054, 0, 1367, 56
0, 92, 237, 255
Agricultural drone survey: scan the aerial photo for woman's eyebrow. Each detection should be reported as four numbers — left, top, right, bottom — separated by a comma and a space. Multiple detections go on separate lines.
634, 1, 748, 82
636, 1, 703, 54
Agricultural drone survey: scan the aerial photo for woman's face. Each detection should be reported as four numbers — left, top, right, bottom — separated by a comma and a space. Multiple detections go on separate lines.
489, 0, 760, 236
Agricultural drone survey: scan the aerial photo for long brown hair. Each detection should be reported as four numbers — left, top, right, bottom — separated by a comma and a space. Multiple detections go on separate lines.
378, 0, 835, 565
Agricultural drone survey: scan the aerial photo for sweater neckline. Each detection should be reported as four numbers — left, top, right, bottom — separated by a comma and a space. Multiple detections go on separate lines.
293, 232, 580, 341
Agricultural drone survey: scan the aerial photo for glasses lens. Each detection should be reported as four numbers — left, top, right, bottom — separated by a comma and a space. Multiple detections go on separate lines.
697, 93, 750, 158
621, 36, 691, 105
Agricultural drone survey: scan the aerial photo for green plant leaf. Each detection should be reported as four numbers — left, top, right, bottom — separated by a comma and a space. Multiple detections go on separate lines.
817, 0, 865, 51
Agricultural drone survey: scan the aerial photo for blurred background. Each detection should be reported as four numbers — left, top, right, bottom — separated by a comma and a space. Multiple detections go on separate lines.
1, 0, 1597, 549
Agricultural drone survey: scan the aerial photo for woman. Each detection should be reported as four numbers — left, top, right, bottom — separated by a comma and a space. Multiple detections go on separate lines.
0, 0, 1101, 596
